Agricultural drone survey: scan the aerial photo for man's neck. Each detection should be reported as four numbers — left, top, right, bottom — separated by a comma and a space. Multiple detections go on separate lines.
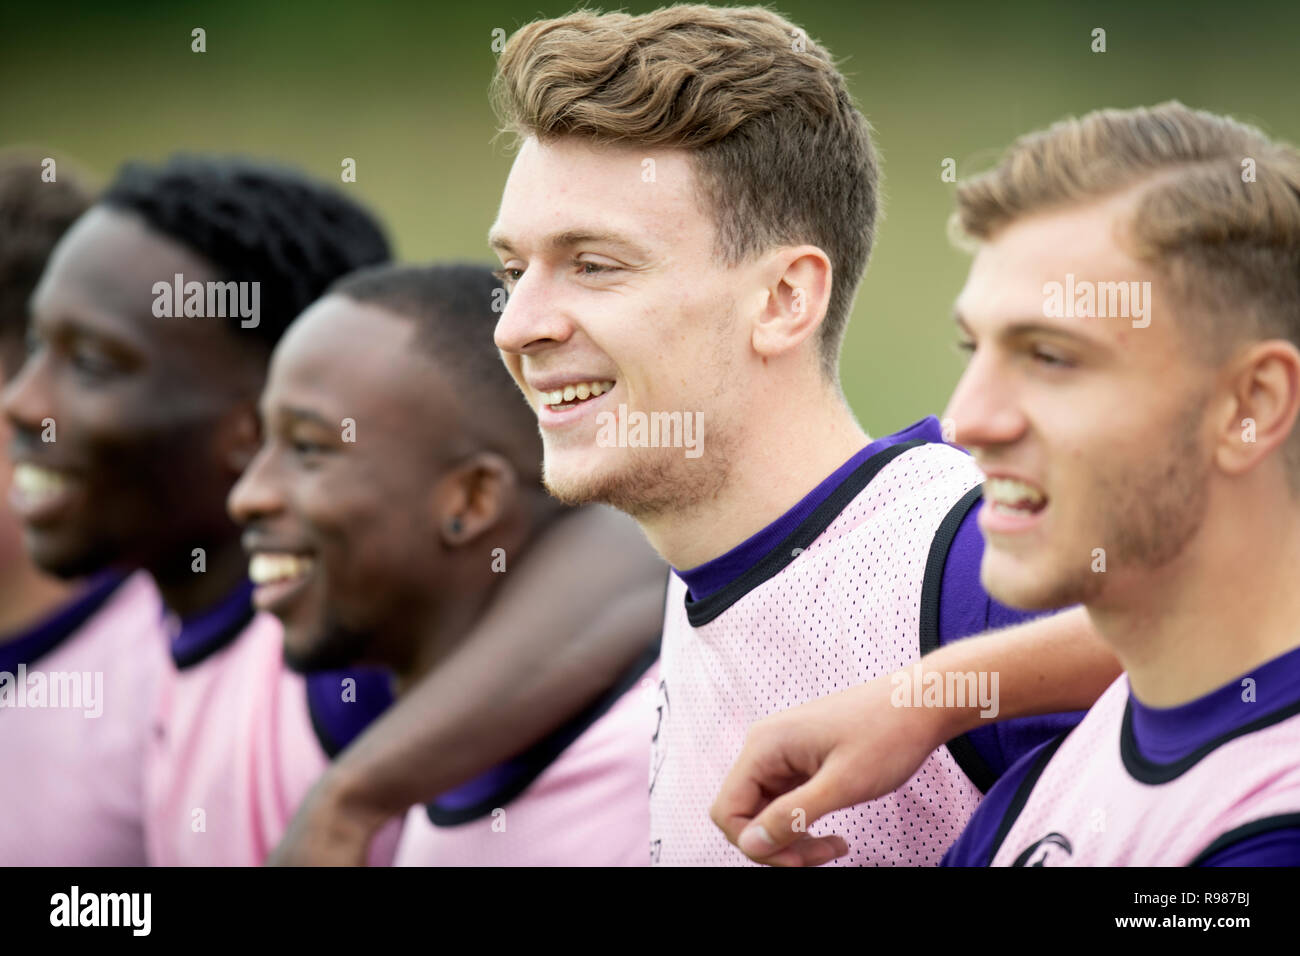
391, 516, 543, 697
151, 536, 250, 619
640, 390, 869, 570
1089, 480, 1300, 708
0, 559, 75, 641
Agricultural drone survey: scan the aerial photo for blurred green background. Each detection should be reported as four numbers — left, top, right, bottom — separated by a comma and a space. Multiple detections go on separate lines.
4, 0, 1298, 433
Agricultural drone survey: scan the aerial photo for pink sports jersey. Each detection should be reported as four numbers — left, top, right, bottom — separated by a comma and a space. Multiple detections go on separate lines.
392, 661, 657, 866
144, 610, 399, 865
651, 441, 987, 865
0, 571, 167, 865
990, 674, 1300, 866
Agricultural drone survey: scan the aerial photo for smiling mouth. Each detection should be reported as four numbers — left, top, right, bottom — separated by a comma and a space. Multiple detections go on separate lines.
249, 553, 315, 584
9, 462, 80, 522
540, 379, 615, 411
984, 477, 1048, 516
248, 552, 316, 613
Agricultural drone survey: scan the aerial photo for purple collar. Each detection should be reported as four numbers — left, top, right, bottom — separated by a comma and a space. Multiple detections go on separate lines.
305, 668, 396, 758
676, 416, 944, 601
165, 579, 256, 669
0, 571, 126, 673
1127, 642, 1300, 767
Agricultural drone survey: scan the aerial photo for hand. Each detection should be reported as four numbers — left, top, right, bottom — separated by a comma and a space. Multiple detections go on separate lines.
710, 668, 956, 866
266, 770, 388, 866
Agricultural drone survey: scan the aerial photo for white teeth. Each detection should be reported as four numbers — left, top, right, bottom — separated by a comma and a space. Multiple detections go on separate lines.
540, 380, 615, 407
13, 463, 68, 499
985, 477, 1046, 511
249, 553, 315, 585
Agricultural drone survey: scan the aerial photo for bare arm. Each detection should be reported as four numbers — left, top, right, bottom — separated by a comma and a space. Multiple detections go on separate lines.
709, 605, 1119, 866
269, 505, 666, 865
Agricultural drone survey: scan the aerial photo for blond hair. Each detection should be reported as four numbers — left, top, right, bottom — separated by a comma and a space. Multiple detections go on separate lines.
491, 4, 879, 380
954, 102, 1300, 353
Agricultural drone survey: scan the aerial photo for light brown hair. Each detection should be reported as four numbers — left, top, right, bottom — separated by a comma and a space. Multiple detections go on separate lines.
954, 102, 1300, 354
491, 4, 879, 381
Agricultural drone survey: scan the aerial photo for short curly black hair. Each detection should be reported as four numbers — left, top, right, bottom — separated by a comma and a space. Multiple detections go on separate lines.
329, 262, 543, 482
100, 154, 392, 350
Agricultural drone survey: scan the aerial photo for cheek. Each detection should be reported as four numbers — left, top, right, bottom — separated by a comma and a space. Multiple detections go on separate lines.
59, 379, 173, 461
305, 480, 419, 584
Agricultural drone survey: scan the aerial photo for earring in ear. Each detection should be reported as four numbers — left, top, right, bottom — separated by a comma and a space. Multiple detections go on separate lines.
449, 517, 463, 535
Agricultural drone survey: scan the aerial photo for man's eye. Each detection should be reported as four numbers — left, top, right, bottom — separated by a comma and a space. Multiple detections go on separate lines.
954, 339, 976, 358
492, 267, 523, 286
1032, 347, 1073, 368
578, 261, 616, 277
71, 348, 116, 377
291, 438, 329, 457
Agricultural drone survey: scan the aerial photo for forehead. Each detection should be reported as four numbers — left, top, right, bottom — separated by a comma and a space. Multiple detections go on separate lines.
39, 205, 216, 311
33, 205, 226, 351
492, 136, 709, 253
956, 191, 1169, 347
266, 294, 451, 425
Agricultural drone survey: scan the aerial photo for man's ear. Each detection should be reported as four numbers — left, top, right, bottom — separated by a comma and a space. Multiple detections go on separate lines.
1214, 339, 1300, 479
433, 451, 519, 547
220, 398, 262, 476
751, 245, 833, 361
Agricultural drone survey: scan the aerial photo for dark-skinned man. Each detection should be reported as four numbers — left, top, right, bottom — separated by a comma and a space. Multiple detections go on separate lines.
232, 263, 658, 864
0, 149, 168, 865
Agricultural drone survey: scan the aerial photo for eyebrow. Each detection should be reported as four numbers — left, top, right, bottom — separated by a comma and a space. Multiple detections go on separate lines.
272, 404, 336, 431
33, 305, 151, 356
487, 227, 651, 260
952, 309, 1106, 348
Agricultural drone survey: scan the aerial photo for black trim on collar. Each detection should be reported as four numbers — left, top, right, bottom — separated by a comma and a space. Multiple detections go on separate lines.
985, 729, 1072, 866
1120, 693, 1300, 784
683, 440, 927, 627
1187, 812, 1300, 866
425, 638, 661, 827
918, 484, 996, 794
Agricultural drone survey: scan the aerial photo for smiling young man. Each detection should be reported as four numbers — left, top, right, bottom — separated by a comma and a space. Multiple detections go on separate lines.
939, 103, 1300, 866
488, 6, 1121, 866
230, 263, 659, 866
0, 150, 168, 866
